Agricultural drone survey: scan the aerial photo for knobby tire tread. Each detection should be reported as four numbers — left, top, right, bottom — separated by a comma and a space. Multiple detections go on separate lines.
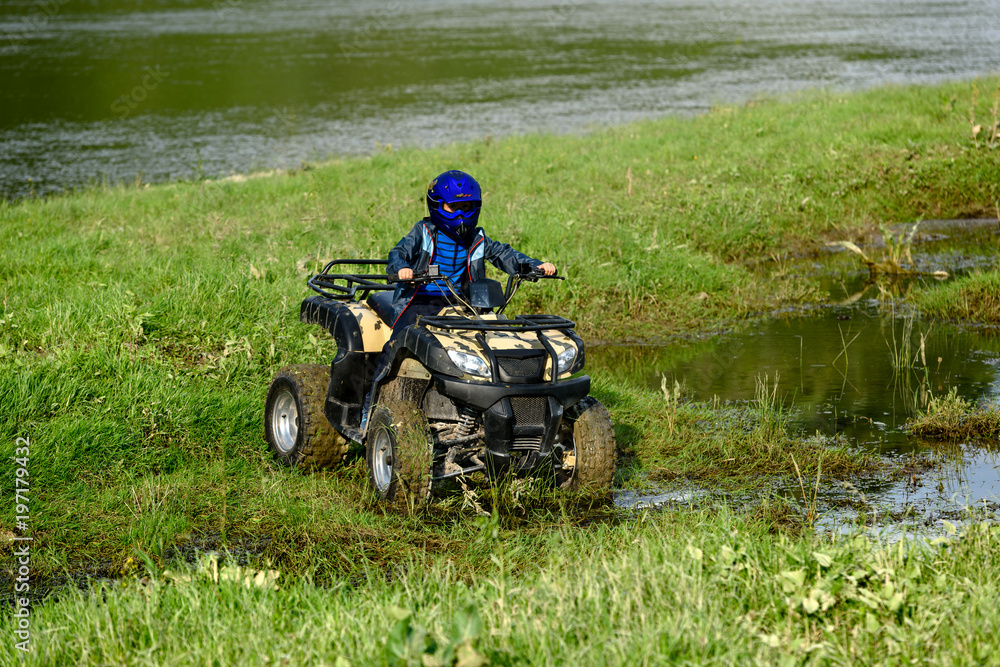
274, 364, 348, 469
564, 396, 616, 492
372, 376, 433, 505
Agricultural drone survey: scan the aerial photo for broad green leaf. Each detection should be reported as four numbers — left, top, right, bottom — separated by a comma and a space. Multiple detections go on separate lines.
865, 612, 880, 633
812, 552, 833, 568
780, 569, 806, 593
386, 605, 412, 622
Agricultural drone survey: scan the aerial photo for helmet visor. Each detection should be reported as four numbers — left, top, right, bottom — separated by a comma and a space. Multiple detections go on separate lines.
435, 199, 481, 220
444, 201, 478, 214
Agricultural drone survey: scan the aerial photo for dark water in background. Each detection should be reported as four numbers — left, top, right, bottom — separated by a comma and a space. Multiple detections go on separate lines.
2, 0, 999, 199
592, 220, 1000, 438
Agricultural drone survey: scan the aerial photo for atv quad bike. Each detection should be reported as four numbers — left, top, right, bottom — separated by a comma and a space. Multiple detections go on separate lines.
264, 259, 615, 503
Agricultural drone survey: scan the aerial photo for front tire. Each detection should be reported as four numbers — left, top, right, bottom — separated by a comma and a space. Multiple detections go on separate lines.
366, 400, 434, 504
264, 364, 348, 469
556, 396, 616, 493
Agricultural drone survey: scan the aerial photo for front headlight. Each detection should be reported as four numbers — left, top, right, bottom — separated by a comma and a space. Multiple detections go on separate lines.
448, 350, 491, 377
556, 346, 577, 374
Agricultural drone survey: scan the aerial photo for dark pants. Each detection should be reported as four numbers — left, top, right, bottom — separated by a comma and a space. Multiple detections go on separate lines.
388, 296, 452, 343
364, 296, 452, 424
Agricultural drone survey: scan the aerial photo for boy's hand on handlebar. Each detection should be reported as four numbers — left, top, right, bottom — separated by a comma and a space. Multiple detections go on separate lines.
538, 263, 556, 276
397, 268, 414, 280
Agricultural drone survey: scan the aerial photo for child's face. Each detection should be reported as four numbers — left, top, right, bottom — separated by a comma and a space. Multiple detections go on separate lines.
442, 201, 477, 214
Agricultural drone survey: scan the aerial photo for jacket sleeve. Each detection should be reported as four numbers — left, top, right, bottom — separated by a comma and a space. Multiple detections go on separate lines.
387, 223, 424, 274
482, 235, 541, 275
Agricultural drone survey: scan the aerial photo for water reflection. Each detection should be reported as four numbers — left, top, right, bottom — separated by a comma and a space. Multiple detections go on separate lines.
593, 311, 1000, 441
603, 223, 1000, 529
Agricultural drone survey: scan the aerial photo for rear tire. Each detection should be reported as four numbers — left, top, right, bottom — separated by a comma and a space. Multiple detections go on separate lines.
264, 364, 348, 469
556, 396, 616, 493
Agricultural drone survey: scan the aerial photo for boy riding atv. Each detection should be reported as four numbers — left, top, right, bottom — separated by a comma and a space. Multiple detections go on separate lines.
263, 171, 616, 503
366, 170, 556, 420
387, 170, 556, 329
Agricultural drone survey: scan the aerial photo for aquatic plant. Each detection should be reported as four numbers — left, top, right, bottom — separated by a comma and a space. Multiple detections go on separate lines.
828, 221, 948, 280
660, 373, 682, 437
908, 387, 1000, 442
753, 372, 787, 443
886, 315, 917, 373
967, 82, 1000, 149
790, 452, 821, 529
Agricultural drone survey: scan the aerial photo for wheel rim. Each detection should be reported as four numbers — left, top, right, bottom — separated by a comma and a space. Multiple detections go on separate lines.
371, 427, 394, 493
271, 388, 299, 454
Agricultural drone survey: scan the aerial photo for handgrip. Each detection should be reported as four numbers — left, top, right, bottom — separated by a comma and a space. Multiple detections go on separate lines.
388, 265, 441, 283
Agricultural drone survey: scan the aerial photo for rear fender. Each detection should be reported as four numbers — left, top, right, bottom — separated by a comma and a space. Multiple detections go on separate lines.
300, 296, 388, 352
301, 296, 386, 433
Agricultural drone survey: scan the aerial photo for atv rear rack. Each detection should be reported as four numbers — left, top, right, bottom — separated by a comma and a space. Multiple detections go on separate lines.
418, 314, 576, 333
307, 259, 393, 300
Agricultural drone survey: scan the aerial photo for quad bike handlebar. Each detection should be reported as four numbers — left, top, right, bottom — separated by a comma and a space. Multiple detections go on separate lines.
387, 263, 563, 315
386, 265, 447, 284
308, 259, 563, 316
388, 263, 562, 284
514, 262, 564, 282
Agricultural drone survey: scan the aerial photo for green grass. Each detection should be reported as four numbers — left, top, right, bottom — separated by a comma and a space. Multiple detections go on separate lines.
909, 269, 1000, 324
2, 77, 1000, 664
0, 364, 869, 581
599, 375, 872, 488
908, 387, 1000, 442
1, 78, 998, 339
5, 511, 1000, 665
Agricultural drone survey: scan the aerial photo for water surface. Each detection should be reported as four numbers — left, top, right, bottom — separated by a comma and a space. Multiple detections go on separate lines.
3, 0, 999, 198
599, 220, 1000, 532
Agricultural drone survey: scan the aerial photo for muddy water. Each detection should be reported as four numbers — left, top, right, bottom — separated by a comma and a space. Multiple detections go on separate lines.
600, 219, 1000, 533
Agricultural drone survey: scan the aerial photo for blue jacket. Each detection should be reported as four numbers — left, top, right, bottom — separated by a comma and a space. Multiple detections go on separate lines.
386, 219, 542, 326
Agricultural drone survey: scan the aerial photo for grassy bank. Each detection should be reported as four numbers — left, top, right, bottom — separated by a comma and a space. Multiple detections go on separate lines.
1, 78, 997, 339
908, 387, 1000, 442
2, 78, 999, 663
910, 269, 1000, 324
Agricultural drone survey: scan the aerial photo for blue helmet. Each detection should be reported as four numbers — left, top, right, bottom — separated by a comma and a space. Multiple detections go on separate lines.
426, 170, 482, 242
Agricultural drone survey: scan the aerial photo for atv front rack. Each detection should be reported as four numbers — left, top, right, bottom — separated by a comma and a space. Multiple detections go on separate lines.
417, 314, 584, 385
307, 259, 393, 300
417, 314, 576, 332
